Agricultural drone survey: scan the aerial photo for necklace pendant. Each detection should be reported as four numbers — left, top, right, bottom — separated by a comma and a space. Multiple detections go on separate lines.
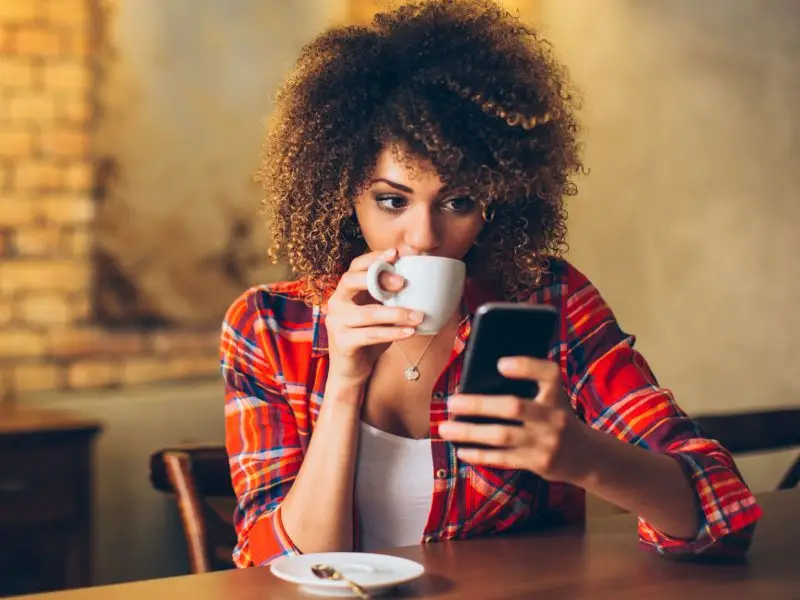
404, 366, 420, 382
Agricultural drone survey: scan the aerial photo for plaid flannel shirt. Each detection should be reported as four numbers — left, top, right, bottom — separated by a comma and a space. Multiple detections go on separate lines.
221, 258, 761, 567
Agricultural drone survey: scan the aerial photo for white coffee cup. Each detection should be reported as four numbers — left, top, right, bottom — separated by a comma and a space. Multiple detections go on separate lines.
366, 255, 466, 335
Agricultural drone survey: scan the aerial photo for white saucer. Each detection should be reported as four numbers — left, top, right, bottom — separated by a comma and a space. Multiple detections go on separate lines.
270, 552, 425, 597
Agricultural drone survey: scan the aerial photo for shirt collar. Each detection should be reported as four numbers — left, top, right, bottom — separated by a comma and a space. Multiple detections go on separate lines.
311, 278, 502, 358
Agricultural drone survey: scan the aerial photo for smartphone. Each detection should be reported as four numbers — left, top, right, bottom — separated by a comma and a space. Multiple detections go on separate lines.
455, 302, 558, 427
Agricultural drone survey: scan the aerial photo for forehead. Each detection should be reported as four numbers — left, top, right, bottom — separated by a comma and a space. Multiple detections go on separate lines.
372, 146, 444, 190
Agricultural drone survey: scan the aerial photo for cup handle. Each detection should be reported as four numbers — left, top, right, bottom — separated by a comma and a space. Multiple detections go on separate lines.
366, 260, 397, 303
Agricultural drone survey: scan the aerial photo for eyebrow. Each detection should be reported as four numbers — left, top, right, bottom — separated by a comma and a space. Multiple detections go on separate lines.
368, 178, 414, 193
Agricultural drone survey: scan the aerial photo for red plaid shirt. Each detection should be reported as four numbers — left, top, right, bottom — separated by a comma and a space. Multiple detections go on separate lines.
221, 258, 761, 567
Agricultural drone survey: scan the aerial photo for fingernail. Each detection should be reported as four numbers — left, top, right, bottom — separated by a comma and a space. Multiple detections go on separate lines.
383, 248, 397, 259
448, 396, 464, 410
498, 357, 517, 370
409, 310, 424, 323
402, 327, 416, 336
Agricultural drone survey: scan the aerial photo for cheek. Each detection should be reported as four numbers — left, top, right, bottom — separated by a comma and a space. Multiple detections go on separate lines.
448, 216, 485, 252
354, 207, 398, 249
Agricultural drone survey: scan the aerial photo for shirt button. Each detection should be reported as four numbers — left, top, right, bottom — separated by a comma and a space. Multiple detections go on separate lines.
435, 468, 448, 480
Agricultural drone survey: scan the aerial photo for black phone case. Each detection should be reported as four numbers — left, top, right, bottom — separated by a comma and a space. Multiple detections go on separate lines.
455, 302, 558, 428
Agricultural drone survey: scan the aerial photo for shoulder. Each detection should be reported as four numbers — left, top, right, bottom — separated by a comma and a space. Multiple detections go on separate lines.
517, 257, 599, 310
537, 257, 595, 295
222, 280, 314, 333
543, 259, 632, 367
539, 258, 610, 312
534, 257, 625, 340
220, 280, 317, 362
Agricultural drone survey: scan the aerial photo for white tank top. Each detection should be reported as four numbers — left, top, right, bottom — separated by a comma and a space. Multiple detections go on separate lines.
355, 421, 434, 552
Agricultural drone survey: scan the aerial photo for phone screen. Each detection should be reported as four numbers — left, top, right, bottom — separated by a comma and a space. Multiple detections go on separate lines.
455, 302, 558, 426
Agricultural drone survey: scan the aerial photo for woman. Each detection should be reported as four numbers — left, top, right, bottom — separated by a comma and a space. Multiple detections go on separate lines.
221, 0, 761, 568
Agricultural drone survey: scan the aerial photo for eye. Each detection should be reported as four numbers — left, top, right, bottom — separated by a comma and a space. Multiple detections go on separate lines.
374, 194, 408, 213
442, 196, 476, 213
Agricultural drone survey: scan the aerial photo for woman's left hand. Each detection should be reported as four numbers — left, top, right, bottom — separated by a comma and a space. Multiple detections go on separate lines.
438, 356, 593, 483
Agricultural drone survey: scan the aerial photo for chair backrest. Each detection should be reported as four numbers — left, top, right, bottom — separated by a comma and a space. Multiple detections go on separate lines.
693, 408, 800, 489
149, 445, 236, 574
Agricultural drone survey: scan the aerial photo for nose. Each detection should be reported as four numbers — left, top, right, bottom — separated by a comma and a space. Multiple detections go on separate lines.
403, 206, 442, 255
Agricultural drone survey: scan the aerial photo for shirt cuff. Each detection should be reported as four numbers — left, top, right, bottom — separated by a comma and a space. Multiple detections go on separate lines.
638, 450, 763, 556
245, 504, 303, 567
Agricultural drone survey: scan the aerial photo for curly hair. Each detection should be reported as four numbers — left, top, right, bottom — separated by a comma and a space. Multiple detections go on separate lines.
257, 0, 583, 304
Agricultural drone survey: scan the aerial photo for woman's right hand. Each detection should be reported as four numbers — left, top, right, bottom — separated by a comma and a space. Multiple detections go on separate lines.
325, 247, 424, 389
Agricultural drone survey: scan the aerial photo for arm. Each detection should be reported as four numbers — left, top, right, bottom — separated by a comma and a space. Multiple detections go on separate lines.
576, 423, 701, 540
280, 379, 362, 554
442, 263, 763, 556
565, 268, 762, 555
222, 289, 363, 566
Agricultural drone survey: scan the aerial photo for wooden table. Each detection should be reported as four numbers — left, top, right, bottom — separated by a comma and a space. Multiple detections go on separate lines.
12, 489, 799, 599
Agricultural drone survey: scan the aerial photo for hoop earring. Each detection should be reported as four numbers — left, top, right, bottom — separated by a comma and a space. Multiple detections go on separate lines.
481, 203, 496, 223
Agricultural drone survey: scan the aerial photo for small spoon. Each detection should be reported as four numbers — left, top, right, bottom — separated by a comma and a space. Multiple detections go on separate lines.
310, 563, 371, 599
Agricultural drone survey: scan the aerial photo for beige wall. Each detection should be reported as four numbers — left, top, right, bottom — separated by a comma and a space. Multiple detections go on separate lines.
93, 0, 342, 325
537, 0, 800, 489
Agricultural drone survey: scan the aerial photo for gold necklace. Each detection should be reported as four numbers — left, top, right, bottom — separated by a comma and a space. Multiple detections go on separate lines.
393, 334, 438, 382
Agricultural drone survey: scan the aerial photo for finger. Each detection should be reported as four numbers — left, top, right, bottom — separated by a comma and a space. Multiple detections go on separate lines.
378, 270, 406, 293
328, 271, 368, 305
333, 263, 404, 301
341, 305, 424, 328
348, 247, 398, 272
438, 421, 527, 448
497, 356, 559, 382
454, 446, 528, 470
342, 326, 416, 349
448, 394, 528, 421
497, 357, 562, 401
335, 270, 401, 298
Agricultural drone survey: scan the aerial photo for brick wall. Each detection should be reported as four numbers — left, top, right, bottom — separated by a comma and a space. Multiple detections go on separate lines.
0, 0, 219, 402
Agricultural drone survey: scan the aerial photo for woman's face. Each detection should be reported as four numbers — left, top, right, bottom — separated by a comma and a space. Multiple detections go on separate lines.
353, 147, 485, 260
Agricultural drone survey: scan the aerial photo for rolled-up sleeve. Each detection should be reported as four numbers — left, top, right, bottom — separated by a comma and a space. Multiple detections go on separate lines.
221, 288, 303, 567
564, 266, 762, 556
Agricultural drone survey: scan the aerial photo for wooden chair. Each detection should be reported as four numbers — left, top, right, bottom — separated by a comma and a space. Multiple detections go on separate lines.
149, 445, 237, 574
693, 408, 800, 490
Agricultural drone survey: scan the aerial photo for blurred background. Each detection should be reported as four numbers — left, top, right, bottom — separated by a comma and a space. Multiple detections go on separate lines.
0, 0, 798, 595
